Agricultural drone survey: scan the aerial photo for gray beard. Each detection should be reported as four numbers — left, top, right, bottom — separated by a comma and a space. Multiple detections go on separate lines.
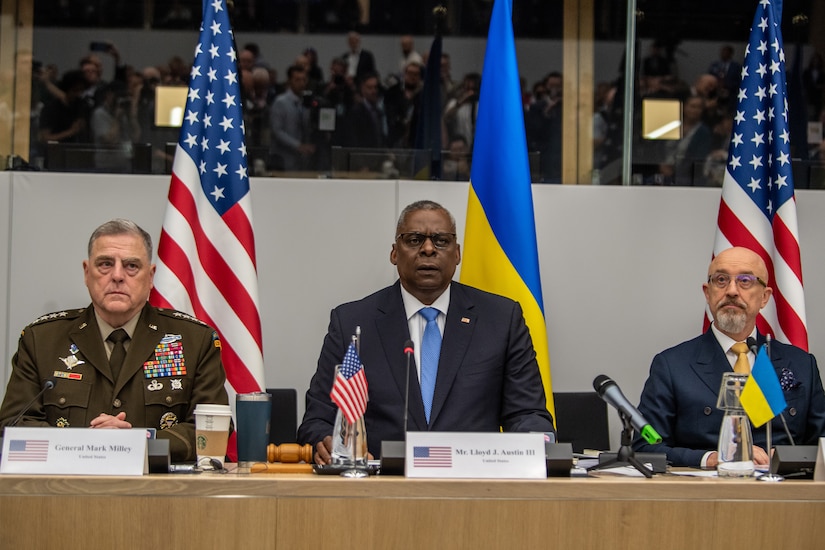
716, 308, 747, 334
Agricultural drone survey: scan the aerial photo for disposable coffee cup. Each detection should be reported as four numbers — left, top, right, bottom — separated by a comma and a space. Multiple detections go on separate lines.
236, 392, 272, 468
193, 403, 232, 468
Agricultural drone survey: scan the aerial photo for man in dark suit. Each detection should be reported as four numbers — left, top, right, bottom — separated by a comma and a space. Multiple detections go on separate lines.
343, 31, 376, 85
707, 45, 742, 108
298, 200, 554, 462
634, 247, 825, 468
343, 73, 387, 150
0, 219, 228, 462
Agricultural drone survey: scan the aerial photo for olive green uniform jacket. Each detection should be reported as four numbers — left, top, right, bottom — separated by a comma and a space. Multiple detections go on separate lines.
0, 303, 228, 462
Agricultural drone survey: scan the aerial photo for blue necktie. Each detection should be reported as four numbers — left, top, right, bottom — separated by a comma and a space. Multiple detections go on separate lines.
419, 307, 441, 424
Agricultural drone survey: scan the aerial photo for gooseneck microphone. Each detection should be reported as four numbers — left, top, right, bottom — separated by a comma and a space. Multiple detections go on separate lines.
403, 340, 414, 435
9, 379, 55, 427
593, 375, 663, 445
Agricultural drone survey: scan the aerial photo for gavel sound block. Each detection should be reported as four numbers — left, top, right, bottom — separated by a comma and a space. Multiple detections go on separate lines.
249, 443, 314, 473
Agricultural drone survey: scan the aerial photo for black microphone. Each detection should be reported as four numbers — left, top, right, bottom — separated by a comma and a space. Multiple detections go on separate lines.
403, 340, 414, 435
593, 375, 662, 444
8, 379, 55, 428
746, 336, 758, 355
378, 342, 416, 475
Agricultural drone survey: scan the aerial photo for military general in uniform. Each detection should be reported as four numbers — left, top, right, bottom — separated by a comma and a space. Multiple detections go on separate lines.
0, 219, 229, 463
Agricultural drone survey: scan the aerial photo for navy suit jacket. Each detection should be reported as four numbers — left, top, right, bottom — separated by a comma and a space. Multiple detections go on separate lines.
297, 281, 554, 458
343, 49, 376, 84
633, 331, 825, 467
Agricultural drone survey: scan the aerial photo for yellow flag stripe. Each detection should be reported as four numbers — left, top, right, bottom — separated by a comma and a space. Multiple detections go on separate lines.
740, 381, 776, 428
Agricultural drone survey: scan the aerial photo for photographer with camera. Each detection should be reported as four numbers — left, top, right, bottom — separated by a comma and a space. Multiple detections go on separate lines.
525, 71, 563, 183
269, 65, 316, 172
322, 57, 356, 148
443, 72, 481, 150
383, 61, 424, 148
90, 81, 139, 172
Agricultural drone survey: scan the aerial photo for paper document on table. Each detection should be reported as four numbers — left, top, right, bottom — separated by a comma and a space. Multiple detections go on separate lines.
589, 464, 655, 477
668, 469, 718, 477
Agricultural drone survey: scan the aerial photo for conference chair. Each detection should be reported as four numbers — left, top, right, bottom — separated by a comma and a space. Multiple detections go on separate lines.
552, 391, 610, 453
266, 388, 298, 445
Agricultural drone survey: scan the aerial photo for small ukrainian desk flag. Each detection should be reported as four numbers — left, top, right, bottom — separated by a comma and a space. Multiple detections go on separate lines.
740, 346, 787, 427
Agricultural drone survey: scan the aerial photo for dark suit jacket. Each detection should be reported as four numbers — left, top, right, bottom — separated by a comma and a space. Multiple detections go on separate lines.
633, 331, 825, 467
343, 49, 376, 84
0, 304, 228, 462
297, 281, 554, 458
344, 100, 387, 149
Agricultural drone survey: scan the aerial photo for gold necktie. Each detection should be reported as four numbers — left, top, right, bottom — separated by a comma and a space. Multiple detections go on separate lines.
730, 342, 750, 374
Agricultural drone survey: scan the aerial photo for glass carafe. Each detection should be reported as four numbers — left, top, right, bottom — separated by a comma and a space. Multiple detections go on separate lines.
716, 372, 754, 477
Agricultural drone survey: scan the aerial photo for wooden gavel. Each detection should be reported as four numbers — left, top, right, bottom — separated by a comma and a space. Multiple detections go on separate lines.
266, 443, 313, 464
249, 443, 314, 473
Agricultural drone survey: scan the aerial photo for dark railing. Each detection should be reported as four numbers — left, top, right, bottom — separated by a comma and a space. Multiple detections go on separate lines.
45, 142, 152, 174
33, 142, 825, 189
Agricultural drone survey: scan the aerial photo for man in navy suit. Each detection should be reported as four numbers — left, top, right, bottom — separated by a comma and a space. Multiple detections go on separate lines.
634, 247, 825, 468
298, 200, 554, 463
343, 31, 376, 86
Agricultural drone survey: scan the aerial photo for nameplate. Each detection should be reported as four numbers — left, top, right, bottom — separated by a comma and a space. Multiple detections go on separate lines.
405, 432, 546, 479
815, 437, 825, 482
0, 427, 149, 476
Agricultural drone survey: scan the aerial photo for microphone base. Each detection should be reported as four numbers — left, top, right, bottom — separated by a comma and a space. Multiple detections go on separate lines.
595, 451, 667, 473
770, 445, 817, 479
148, 439, 171, 474
545, 442, 574, 477
379, 440, 405, 476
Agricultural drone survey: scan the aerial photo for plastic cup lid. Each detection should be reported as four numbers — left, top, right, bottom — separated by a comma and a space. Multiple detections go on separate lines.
193, 403, 232, 415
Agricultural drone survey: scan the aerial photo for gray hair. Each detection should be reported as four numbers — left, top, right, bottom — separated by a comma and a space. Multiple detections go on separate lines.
396, 200, 456, 234
88, 219, 153, 261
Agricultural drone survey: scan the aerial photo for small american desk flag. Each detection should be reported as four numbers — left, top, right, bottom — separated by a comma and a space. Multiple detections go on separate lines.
708, 0, 807, 350
330, 343, 368, 424
150, 0, 265, 457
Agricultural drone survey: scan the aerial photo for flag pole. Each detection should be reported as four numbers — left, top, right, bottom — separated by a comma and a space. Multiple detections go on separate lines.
758, 334, 783, 481
341, 331, 368, 478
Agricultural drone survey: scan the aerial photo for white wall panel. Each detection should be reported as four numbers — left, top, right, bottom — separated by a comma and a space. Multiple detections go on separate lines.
3, 174, 825, 449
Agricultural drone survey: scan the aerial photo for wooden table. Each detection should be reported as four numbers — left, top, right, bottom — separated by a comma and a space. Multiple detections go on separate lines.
1, 472, 823, 548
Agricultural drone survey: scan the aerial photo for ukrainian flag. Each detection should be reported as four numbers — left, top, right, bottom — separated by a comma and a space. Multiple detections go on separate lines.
740, 346, 787, 428
459, 0, 554, 417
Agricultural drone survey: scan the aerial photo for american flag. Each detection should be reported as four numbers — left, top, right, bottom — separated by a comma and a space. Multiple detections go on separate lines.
330, 343, 368, 424
150, 0, 265, 435
709, 0, 807, 350
8, 439, 49, 462
412, 446, 452, 468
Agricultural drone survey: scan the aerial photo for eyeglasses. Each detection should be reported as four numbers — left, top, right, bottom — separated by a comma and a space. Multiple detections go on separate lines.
707, 273, 767, 290
395, 232, 456, 250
